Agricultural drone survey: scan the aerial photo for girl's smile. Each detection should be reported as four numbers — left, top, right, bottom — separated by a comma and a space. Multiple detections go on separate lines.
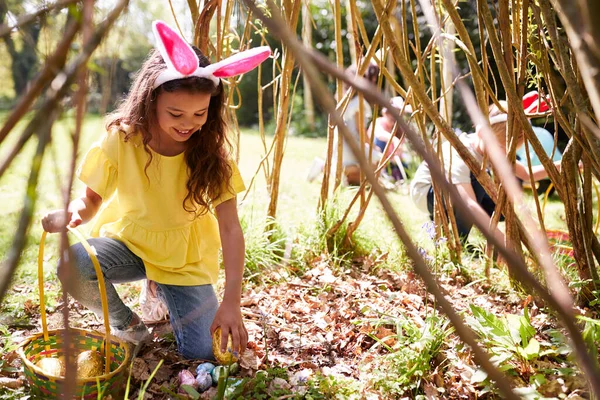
152, 90, 212, 155
173, 128, 194, 137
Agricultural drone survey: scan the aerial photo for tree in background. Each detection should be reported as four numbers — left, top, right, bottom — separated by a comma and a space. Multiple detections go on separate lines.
0, 0, 44, 97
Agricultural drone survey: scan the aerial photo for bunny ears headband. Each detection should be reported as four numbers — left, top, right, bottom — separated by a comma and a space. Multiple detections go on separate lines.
152, 21, 271, 89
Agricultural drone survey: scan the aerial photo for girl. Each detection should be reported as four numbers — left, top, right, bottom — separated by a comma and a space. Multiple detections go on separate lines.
41, 21, 270, 360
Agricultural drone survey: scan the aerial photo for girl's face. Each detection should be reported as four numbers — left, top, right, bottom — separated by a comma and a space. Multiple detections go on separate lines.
154, 90, 212, 151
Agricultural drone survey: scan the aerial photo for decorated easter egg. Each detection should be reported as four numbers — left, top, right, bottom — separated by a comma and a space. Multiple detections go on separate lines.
212, 327, 238, 365
76, 350, 103, 379
210, 365, 228, 385
229, 362, 239, 375
195, 370, 213, 392
35, 357, 64, 377
178, 369, 198, 391
196, 362, 215, 375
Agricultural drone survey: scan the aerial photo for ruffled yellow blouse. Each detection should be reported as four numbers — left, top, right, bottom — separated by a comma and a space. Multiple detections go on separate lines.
77, 130, 245, 286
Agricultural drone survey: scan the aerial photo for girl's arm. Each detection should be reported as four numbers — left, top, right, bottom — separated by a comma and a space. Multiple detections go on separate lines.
212, 197, 248, 355
42, 187, 102, 233
514, 160, 561, 182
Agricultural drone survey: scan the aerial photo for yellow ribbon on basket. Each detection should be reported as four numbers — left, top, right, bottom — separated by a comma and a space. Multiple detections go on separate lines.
38, 228, 111, 375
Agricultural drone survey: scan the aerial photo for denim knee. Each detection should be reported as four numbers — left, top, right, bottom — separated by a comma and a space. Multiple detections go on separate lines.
180, 340, 215, 361
57, 242, 95, 287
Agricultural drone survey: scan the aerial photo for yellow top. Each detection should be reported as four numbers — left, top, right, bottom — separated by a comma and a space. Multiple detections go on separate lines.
77, 129, 245, 286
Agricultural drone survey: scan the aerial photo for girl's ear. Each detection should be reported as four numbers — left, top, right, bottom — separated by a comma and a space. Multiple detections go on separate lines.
209, 46, 271, 78
153, 21, 198, 76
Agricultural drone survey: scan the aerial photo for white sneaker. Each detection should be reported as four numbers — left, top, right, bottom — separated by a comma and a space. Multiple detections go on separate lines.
307, 157, 325, 182
140, 280, 169, 324
113, 313, 152, 345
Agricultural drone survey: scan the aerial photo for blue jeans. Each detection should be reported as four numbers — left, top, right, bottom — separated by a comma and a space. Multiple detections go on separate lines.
426, 172, 502, 242
58, 238, 218, 360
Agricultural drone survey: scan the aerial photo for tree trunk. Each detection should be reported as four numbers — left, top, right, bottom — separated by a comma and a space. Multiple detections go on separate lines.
0, 2, 42, 97
301, 2, 314, 131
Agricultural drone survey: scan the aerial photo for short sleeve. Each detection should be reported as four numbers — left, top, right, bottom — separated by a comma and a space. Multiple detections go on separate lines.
447, 146, 473, 185
212, 161, 246, 207
77, 131, 119, 200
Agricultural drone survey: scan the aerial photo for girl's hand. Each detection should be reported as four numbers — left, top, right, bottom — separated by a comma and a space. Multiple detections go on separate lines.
210, 298, 248, 356
41, 209, 82, 233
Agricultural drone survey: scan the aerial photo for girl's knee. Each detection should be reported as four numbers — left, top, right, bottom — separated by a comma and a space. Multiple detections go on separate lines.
180, 341, 214, 361
57, 243, 95, 285
176, 325, 215, 360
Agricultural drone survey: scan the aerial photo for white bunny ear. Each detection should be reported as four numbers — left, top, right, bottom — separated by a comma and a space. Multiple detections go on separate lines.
206, 46, 271, 78
153, 21, 198, 76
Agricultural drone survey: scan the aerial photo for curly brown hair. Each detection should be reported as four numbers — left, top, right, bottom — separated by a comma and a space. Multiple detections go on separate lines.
105, 47, 232, 216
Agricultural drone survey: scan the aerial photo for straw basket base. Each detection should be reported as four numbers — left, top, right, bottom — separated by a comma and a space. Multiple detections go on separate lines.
18, 327, 131, 399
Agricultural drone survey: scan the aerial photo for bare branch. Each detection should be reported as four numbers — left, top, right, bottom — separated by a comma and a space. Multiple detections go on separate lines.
0, 0, 80, 38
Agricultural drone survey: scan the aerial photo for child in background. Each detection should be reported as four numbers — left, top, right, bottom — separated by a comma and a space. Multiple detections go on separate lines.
307, 62, 382, 185
335, 65, 372, 185
410, 100, 560, 244
41, 21, 270, 359
368, 95, 414, 182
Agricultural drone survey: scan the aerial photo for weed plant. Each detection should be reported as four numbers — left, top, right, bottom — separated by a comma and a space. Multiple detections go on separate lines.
365, 313, 452, 397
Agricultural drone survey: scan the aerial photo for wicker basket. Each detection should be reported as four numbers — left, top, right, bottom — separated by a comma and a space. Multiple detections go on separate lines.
17, 228, 131, 398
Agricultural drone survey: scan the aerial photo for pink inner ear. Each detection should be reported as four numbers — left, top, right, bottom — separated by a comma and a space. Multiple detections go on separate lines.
522, 91, 539, 110
155, 22, 197, 76
212, 50, 271, 78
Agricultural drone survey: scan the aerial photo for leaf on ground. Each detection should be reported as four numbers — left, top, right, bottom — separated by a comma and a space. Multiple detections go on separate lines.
374, 326, 397, 347
0, 377, 23, 389
132, 357, 151, 381
239, 347, 260, 370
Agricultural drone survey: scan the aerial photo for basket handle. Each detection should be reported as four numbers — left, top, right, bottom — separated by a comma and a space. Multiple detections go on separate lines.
38, 228, 112, 375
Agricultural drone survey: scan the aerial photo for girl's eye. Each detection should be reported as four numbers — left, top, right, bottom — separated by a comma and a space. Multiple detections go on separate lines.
194, 113, 206, 117
169, 113, 182, 118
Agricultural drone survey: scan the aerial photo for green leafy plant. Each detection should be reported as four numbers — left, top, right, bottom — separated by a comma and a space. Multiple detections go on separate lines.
365, 313, 452, 397
304, 373, 363, 399
465, 304, 561, 397
467, 304, 542, 371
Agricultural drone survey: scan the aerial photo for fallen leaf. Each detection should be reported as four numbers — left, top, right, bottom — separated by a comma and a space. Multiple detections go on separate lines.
0, 377, 23, 389
374, 326, 397, 347
239, 347, 260, 370
131, 358, 150, 381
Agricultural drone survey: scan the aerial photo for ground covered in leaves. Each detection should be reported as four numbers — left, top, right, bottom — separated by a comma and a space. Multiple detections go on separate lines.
0, 252, 596, 399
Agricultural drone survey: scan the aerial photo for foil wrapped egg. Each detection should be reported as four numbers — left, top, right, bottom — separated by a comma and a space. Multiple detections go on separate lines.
212, 328, 238, 365
35, 357, 64, 377
178, 369, 199, 393
196, 362, 215, 375
210, 365, 227, 385
196, 371, 213, 392
76, 350, 103, 379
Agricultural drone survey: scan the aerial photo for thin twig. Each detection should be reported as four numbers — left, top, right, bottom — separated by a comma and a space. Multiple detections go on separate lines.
0, 0, 80, 38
